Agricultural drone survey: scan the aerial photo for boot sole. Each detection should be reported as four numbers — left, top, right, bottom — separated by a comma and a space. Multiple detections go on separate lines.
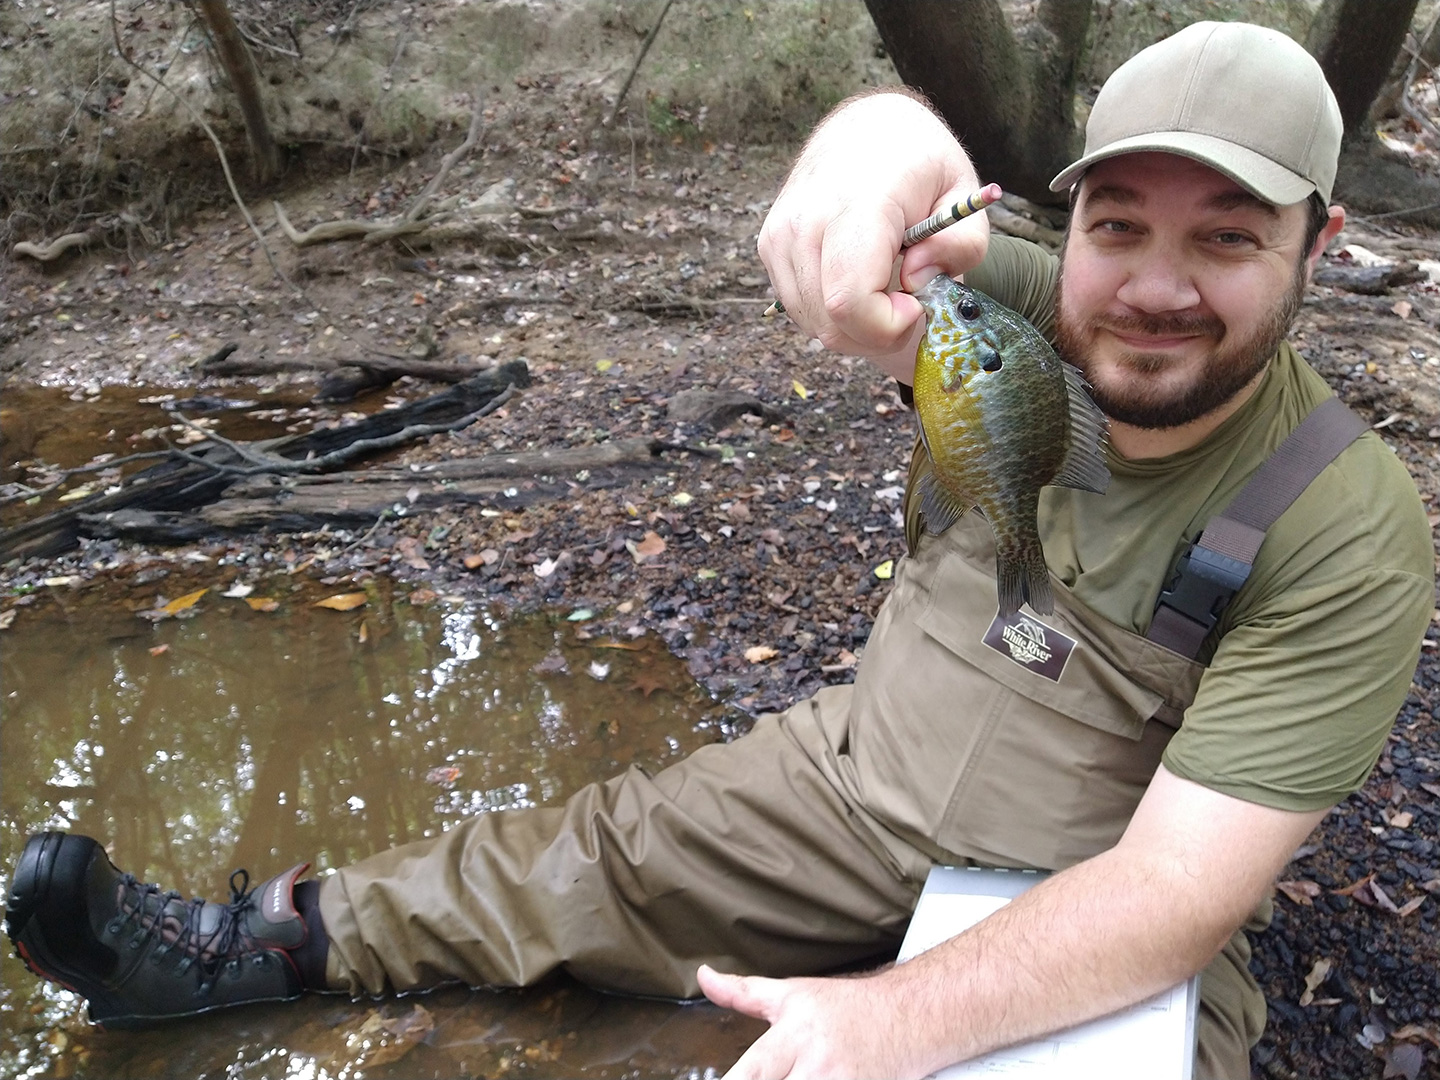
7, 832, 302, 1029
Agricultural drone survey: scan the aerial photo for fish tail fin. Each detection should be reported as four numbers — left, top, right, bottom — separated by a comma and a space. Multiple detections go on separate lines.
996, 540, 1054, 618
1052, 363, 1111, 495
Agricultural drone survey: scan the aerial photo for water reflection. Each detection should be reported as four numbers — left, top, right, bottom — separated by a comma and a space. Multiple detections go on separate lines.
0, 582, 763, 1077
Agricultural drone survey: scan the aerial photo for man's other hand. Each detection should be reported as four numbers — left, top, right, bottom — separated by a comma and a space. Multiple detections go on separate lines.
757, 91, 990, 383
698, 963, 921, 1080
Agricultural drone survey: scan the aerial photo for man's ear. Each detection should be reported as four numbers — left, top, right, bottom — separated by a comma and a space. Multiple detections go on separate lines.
1305, 205, 1346, 279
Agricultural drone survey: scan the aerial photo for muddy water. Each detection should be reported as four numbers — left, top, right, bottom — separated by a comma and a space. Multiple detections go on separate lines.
0, 583, 764, 1078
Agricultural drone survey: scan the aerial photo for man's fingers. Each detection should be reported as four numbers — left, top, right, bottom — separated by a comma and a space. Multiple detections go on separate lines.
899, 181, 994, 291
698, 964, 786, 1021
722, 1029, 799, 1080
817, 204, 917, 353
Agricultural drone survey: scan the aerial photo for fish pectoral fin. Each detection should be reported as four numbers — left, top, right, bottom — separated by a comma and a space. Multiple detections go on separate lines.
916, 470, 972, 536
1051, 363, 1111, 495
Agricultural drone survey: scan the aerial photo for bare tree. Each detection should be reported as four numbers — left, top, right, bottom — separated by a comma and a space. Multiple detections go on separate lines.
195, 0, 280, 183
1307, 0, 1421, 143
864, 0, 1093, 203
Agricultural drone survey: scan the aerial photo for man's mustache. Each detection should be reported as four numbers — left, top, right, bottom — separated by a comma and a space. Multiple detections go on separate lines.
1090, 312, 1226, 339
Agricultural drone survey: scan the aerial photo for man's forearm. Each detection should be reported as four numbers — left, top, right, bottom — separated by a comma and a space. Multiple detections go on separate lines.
882, 846, 1237, 1074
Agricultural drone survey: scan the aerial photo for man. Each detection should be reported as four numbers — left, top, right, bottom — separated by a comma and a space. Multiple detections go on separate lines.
7, 21, 1433, 1080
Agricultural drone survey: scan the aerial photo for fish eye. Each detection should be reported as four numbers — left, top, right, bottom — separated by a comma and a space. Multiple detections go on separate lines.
958, 298, 981, 320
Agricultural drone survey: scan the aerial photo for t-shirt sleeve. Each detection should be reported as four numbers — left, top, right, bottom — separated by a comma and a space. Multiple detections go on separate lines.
1160, 445, 1434, 812
962, 234, 1060, 341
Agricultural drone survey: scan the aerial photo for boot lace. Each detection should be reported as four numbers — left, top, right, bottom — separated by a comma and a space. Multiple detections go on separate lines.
109, 869, 269, 995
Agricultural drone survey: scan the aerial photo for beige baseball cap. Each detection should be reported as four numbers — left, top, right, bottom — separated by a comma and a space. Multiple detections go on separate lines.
1049, 21, 1343, 205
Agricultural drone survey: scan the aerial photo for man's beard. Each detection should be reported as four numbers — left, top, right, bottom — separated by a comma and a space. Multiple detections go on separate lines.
1052, 264, 1305, 430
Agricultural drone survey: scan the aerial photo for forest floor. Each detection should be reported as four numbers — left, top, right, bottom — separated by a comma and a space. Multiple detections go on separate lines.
3, 46, 1440, 1080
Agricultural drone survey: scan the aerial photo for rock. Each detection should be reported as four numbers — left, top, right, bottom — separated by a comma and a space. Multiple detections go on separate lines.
665, 389, 785, 429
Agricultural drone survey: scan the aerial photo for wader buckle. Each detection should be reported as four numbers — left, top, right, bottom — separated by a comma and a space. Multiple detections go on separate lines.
1154, 543, 1251, 640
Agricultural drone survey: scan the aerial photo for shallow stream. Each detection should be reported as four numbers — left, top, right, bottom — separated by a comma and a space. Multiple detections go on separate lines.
0, 579, 763, 1078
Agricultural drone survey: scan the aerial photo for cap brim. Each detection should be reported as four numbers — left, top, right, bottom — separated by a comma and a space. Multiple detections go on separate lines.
1049, 130, 1317, 205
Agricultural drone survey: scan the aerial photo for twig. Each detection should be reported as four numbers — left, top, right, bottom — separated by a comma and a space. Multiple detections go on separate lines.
402, 93, 486, 223
164, 409, 281, 469
1351, 201, 1440, 222
341, 508, 395, 552
351, 16, 412, 174
0, 451, 175, 508
606, 0, 677, 127
108, 0, 300, 296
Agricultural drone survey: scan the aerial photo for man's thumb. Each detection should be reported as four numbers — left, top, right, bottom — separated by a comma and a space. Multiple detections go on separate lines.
698, 964, 783, 1021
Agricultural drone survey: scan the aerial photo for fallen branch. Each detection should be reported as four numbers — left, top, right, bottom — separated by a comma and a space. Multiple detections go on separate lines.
987, 204, 1065, 249
12, 227, 104, 262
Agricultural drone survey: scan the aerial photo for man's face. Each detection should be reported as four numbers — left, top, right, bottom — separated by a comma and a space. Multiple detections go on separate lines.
1054, 153, 1315, 431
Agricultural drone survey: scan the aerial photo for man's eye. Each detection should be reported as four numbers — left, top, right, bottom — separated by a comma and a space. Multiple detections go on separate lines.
1213, 231, 1254, 246
1096, 220, 1131, 234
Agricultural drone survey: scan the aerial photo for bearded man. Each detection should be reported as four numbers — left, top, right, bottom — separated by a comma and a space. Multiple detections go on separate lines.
8, 20, 1433, 1080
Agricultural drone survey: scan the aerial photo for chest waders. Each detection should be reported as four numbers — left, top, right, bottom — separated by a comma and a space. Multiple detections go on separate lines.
314, 396, 1369, 1080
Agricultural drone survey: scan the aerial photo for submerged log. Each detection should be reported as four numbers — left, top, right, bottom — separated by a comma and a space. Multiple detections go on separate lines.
0, 362, 529, 563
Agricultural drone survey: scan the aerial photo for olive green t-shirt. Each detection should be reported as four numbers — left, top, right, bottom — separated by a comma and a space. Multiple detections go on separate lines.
936, 235, 1435, 812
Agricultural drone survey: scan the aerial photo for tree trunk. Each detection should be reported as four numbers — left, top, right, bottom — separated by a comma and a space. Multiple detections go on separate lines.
195, 0, 280, 183
864, 0, 1092, 203
1308, 0, 1421, 143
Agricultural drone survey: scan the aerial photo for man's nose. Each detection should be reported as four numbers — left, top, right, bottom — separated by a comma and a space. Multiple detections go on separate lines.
1113, 245, 1202, 313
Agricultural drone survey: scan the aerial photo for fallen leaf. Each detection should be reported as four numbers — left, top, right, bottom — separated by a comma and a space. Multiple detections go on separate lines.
57, 483, 97, 502
627, 530, 667, 563
314, 592, 367, 611
1276, 880, 1322, 906
1421, 782, 1440, 799
1383, 1042, 1425, 1080
148, 644, 169, 656
1391, 299, 1413, 319
396, 536, 430, 570
221, 582, 254, 598
425, 766, 461, 788
408, 588, 438, 606
629, 671, 667, 698
568, 608, 594, 621
245, 597, 280, 612
1397, 895, 1427, 917
0, 610, 14, 631
1333, 873, 1375, 897
534, 556, 559, 578
1299, 957, 1331, 1006
357, 619, 369, 643
1392, 1025, 1440, 1048
596, 359, 614, 372
697, 567, 718, 580
504, 528, 538, 543
593, 640, 644, 651
588, 660, 611, 680
873, 559, 895, 580
161, 588, 208, 615
745, 645, 779, 663
1371, 880, 1402, 914
532, 650, 569, 675
792, 379, 808, 399
670, 491, 693, 506
348, 1003, 435, 1069
1389, 811, 1414, 829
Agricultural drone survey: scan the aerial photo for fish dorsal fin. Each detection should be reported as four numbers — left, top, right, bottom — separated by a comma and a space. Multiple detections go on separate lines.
915, 468, 972, 536
1051, 363, 1111, 495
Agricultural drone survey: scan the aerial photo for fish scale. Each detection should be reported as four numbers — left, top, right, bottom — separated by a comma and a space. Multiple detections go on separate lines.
909, 275, 1110, 618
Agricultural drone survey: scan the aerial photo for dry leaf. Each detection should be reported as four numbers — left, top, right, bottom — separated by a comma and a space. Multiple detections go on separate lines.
314, 592, 367, 611
1392, 1025, 1440, 1048
161, 588, 208, 615
1391, 299, 1413, 319
1397, 895, 1427, 917
221, 582, 254, 598
148, 644, 169, 656
1389, 811, 1414, 829
1299, 957, 1331, 1006
744, 645, 779, 663
534, 556, 559, 578
593, 641, 644, 651
1333, 873, 1375, 897
357, 619, 369, 644
1276, 880, 1322, 906
627, 530, 667, 564
0, 610, 15, 631
1383, 1042, 1425, 1080
1371, 880, 1403, 914
792, 379, 808, 399
408, 588, 438, 606
425, 766, 461, 788
873, 559, 895, 580
245, 597, 280, 612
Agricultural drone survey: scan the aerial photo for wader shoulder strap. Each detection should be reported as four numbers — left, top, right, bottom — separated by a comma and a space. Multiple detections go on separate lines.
1147, 396, 1370, 659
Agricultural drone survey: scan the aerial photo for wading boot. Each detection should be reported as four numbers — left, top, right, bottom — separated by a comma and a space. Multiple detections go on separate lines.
5, 832, 327, 1028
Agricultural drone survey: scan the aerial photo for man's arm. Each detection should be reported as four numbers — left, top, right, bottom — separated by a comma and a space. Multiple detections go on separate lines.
700, 765, 1326, 1080
757, 89, 992, 381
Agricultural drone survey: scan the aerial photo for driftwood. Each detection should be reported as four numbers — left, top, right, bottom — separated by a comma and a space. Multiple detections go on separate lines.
78, 438, 687, 541
987, 204, 1065, 250
1312, 260, 1427, 295
12, 227, 105, 262
0, 362, 529, 562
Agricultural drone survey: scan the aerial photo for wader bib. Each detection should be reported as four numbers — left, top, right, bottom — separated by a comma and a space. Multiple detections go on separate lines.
319, 397, 1365, 1080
